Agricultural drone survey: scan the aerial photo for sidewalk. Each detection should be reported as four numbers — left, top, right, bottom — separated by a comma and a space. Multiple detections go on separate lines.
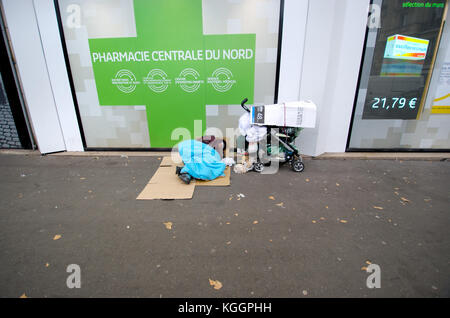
0, 153, 448, 297
1, 149, 449, 161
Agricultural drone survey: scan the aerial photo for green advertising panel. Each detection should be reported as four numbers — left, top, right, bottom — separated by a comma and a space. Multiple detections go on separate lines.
88, 0, 256, 147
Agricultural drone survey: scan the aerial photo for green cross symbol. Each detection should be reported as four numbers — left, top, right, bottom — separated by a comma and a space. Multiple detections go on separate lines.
88, 0, 255, 148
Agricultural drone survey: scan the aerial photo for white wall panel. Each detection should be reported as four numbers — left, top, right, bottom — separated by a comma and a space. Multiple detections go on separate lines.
2, 0, 66, 154
33, 0, 84, 151
277, 0, 308, 102
297, 0, 369, 156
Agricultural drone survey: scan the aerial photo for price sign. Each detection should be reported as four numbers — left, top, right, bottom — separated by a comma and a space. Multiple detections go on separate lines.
370, 97, 418, 110
362, 77, 425, 119
363, 95, 422, 119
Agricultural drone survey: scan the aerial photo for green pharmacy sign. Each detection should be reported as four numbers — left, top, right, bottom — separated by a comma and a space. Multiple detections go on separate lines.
88, 0, 256, 147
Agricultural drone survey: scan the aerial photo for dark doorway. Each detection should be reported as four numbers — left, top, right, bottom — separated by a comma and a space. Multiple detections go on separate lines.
0, 13, 32, 149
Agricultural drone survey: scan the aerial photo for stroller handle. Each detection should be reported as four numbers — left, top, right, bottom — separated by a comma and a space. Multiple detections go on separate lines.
241, 98, 250, 113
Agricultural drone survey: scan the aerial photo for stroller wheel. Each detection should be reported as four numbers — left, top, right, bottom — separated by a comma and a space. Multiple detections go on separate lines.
292, 160, 305, 172
253, 162, 264, 173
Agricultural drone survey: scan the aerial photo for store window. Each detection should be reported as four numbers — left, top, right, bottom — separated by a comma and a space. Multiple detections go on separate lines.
348, 0, 449, 150
56, 0, 282, 149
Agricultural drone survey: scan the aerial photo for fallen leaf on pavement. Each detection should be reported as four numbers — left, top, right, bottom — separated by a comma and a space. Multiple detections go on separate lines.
45, 263, 49, 267
19, 293, 27, 298
276, 202, 284, 208
268, 196, 275, 200
305, 178, 310, 182
209, 279, 223, 290
53, 235, 62, 240
424, 199, 431, 202
253, 220, 259, 224
340, 220, 348, 223
373, 206, 384, 210
336, 183, 340, 186
312, 220, 317, 224
163, 222, 173, 230
400, 197, 410, 203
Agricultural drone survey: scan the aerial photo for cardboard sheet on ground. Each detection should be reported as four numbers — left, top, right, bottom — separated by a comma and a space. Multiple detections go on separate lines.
137, 166, 195, 200
136, 156, 230, 200
195, 166, 230, 186
160, 154, 183, 167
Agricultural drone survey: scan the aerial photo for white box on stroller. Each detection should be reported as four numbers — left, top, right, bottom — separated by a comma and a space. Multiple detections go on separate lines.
251, 101, 316, 128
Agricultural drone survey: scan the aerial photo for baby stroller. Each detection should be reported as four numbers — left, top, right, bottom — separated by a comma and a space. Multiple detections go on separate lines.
240, 98, 305, 173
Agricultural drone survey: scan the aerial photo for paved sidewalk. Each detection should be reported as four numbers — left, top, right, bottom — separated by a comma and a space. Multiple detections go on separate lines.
0, 154, 448, 297
1, 149, 449, 161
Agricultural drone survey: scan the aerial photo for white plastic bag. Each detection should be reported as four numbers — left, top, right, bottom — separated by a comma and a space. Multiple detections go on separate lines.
238, 113, 267, 143
221, 157, 236, 166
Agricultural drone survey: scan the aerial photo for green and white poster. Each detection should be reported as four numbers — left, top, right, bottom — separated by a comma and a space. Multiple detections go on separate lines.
88, 0, 256, 148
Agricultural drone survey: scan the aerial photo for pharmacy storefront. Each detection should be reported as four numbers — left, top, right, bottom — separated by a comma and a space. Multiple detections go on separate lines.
57, 0, 282, 149
0, 0, 449, 154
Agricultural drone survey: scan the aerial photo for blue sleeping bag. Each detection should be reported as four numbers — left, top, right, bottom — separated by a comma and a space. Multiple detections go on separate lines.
178, 140, 226, 180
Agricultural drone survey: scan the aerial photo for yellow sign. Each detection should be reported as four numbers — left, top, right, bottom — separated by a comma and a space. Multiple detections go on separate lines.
431, 93, 450, 114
